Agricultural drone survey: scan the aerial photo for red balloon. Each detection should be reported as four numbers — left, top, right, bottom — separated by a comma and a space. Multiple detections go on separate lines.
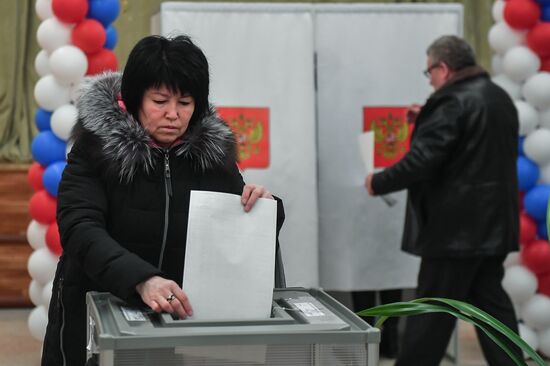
28, 162, 45, 191
29, 190, 57, 225
520, 212, 537, 244
45, 222, 62, 256
540, 57, 550, 72
539, 271, 550, 297
52, 0, 88, 24
71, 19, 106, 54
86, 49, 118, 75
527, 23, 550, 59
522, 240, 550, 275
504, 0, 541, 30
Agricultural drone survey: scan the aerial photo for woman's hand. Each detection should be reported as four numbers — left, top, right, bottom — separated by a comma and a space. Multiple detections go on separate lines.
241, 184, 273, 212
136, 275, 193, 319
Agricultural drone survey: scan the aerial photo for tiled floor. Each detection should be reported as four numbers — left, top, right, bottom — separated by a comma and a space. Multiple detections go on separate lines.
0, 308, 43, 366
0, 307, 546, 365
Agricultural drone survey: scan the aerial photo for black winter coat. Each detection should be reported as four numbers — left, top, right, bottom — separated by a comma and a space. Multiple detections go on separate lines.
41, 73, 285, 366
372, 66, 519, 258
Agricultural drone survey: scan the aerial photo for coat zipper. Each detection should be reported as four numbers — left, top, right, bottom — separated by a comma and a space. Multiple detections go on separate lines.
58, 277, 67, 366
158, 149, 172, 269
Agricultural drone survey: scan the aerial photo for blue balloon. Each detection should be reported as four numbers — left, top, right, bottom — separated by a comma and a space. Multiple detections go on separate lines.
518, 136, 525, 156
31, 131, 67, 166
87, 0, 120, 26
538, 0, 550, 7
542, 5, 550, 22
104, 25, 118, 50
524, 184, 550, 221
43, 161, 67, 197
517, 156, 540, 192
537, 220, 548, 240
35, 108, 52, 131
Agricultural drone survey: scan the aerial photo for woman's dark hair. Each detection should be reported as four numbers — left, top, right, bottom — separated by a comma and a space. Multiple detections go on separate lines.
121, 35, 210, 124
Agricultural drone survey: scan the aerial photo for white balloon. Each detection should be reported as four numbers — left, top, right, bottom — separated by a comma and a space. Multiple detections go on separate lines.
49, 46, 88, 85
42, 280, 54, 309
493, 74, 522, 100
504, 252, 521, 267
492, 54, 504, 75
513, 302, 522, 321
35, 0, 53, 20
502, 265, 538, 305
36, 17, 72, 54
34, 50, 50, 77
522, 294, 550, 330
515, 100, 540, 136
519, 323, 539, 359
492, 0, 505, 23
540, 162, 550, 184
488, 22, 526, 55
27, 220, 48, 250
27, 306, 48, 341
27, 247, 59, 285
28, 280, 44, 307
523, 72, 550, 109
524, 129, 550, 165
538, 326, 550, 357
539, 108, 550, 130
51, 104, 78, 141
34, 75, 71, 111
69, 82, 82, 104
503, 46, 541, 82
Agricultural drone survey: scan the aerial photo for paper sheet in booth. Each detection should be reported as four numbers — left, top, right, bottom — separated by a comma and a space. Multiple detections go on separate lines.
182, 190, 277, 320
358, 131, 375, 174
358, 131, 397, 207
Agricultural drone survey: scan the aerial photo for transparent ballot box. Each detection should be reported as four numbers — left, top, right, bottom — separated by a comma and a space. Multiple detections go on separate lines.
86, 288, 380, 366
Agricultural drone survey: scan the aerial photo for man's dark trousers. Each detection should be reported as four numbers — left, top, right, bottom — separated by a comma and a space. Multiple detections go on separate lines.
395, 256, 521, 366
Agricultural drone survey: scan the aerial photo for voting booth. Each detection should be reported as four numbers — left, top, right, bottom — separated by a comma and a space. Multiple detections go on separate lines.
86, 288, 380, 366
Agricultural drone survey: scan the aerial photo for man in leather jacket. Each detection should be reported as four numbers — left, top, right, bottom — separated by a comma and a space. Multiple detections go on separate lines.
366, 35, 521, 365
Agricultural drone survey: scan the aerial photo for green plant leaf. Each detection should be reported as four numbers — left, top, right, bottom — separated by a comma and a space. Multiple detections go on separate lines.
417, 298, 545, 365
358, 298, 546, 366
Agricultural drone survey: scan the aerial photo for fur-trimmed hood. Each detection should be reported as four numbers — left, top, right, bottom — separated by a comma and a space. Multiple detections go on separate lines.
74, 72, 236, 183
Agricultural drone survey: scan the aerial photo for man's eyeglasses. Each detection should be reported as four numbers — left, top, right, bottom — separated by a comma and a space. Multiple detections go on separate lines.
423, 63, 441, 78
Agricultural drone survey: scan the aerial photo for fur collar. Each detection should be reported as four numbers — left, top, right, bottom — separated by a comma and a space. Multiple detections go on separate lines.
75, 72, 236, 183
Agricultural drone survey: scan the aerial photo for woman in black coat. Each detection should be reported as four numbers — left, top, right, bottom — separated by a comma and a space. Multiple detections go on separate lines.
41, 35, 284, 366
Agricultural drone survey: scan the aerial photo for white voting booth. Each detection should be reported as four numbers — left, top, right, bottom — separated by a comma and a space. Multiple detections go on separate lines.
154, 2, 463, 291
316, 4, 462, 291
154, 4, 463, 363
313, 6, 462, 363
155, 3, 319, 288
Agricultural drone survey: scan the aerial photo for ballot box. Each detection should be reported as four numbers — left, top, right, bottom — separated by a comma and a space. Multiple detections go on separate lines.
86, 288, 380, 365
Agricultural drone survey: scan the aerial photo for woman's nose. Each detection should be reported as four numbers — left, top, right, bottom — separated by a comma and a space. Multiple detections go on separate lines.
165, 103, 178, 120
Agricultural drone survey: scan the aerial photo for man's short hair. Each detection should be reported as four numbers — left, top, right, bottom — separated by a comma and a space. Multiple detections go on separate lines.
427, 35, 477, 71
121, 35, 210, 125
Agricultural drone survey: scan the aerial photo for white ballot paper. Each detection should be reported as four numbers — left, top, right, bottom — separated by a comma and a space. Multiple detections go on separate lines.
358, 131, 375, 174
183, 190, 277, 320
358, 131, 397, 207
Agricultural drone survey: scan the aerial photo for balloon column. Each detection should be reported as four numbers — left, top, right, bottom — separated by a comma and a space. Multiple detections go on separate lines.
491, 0, 550, 358
28, 0, 120, 342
